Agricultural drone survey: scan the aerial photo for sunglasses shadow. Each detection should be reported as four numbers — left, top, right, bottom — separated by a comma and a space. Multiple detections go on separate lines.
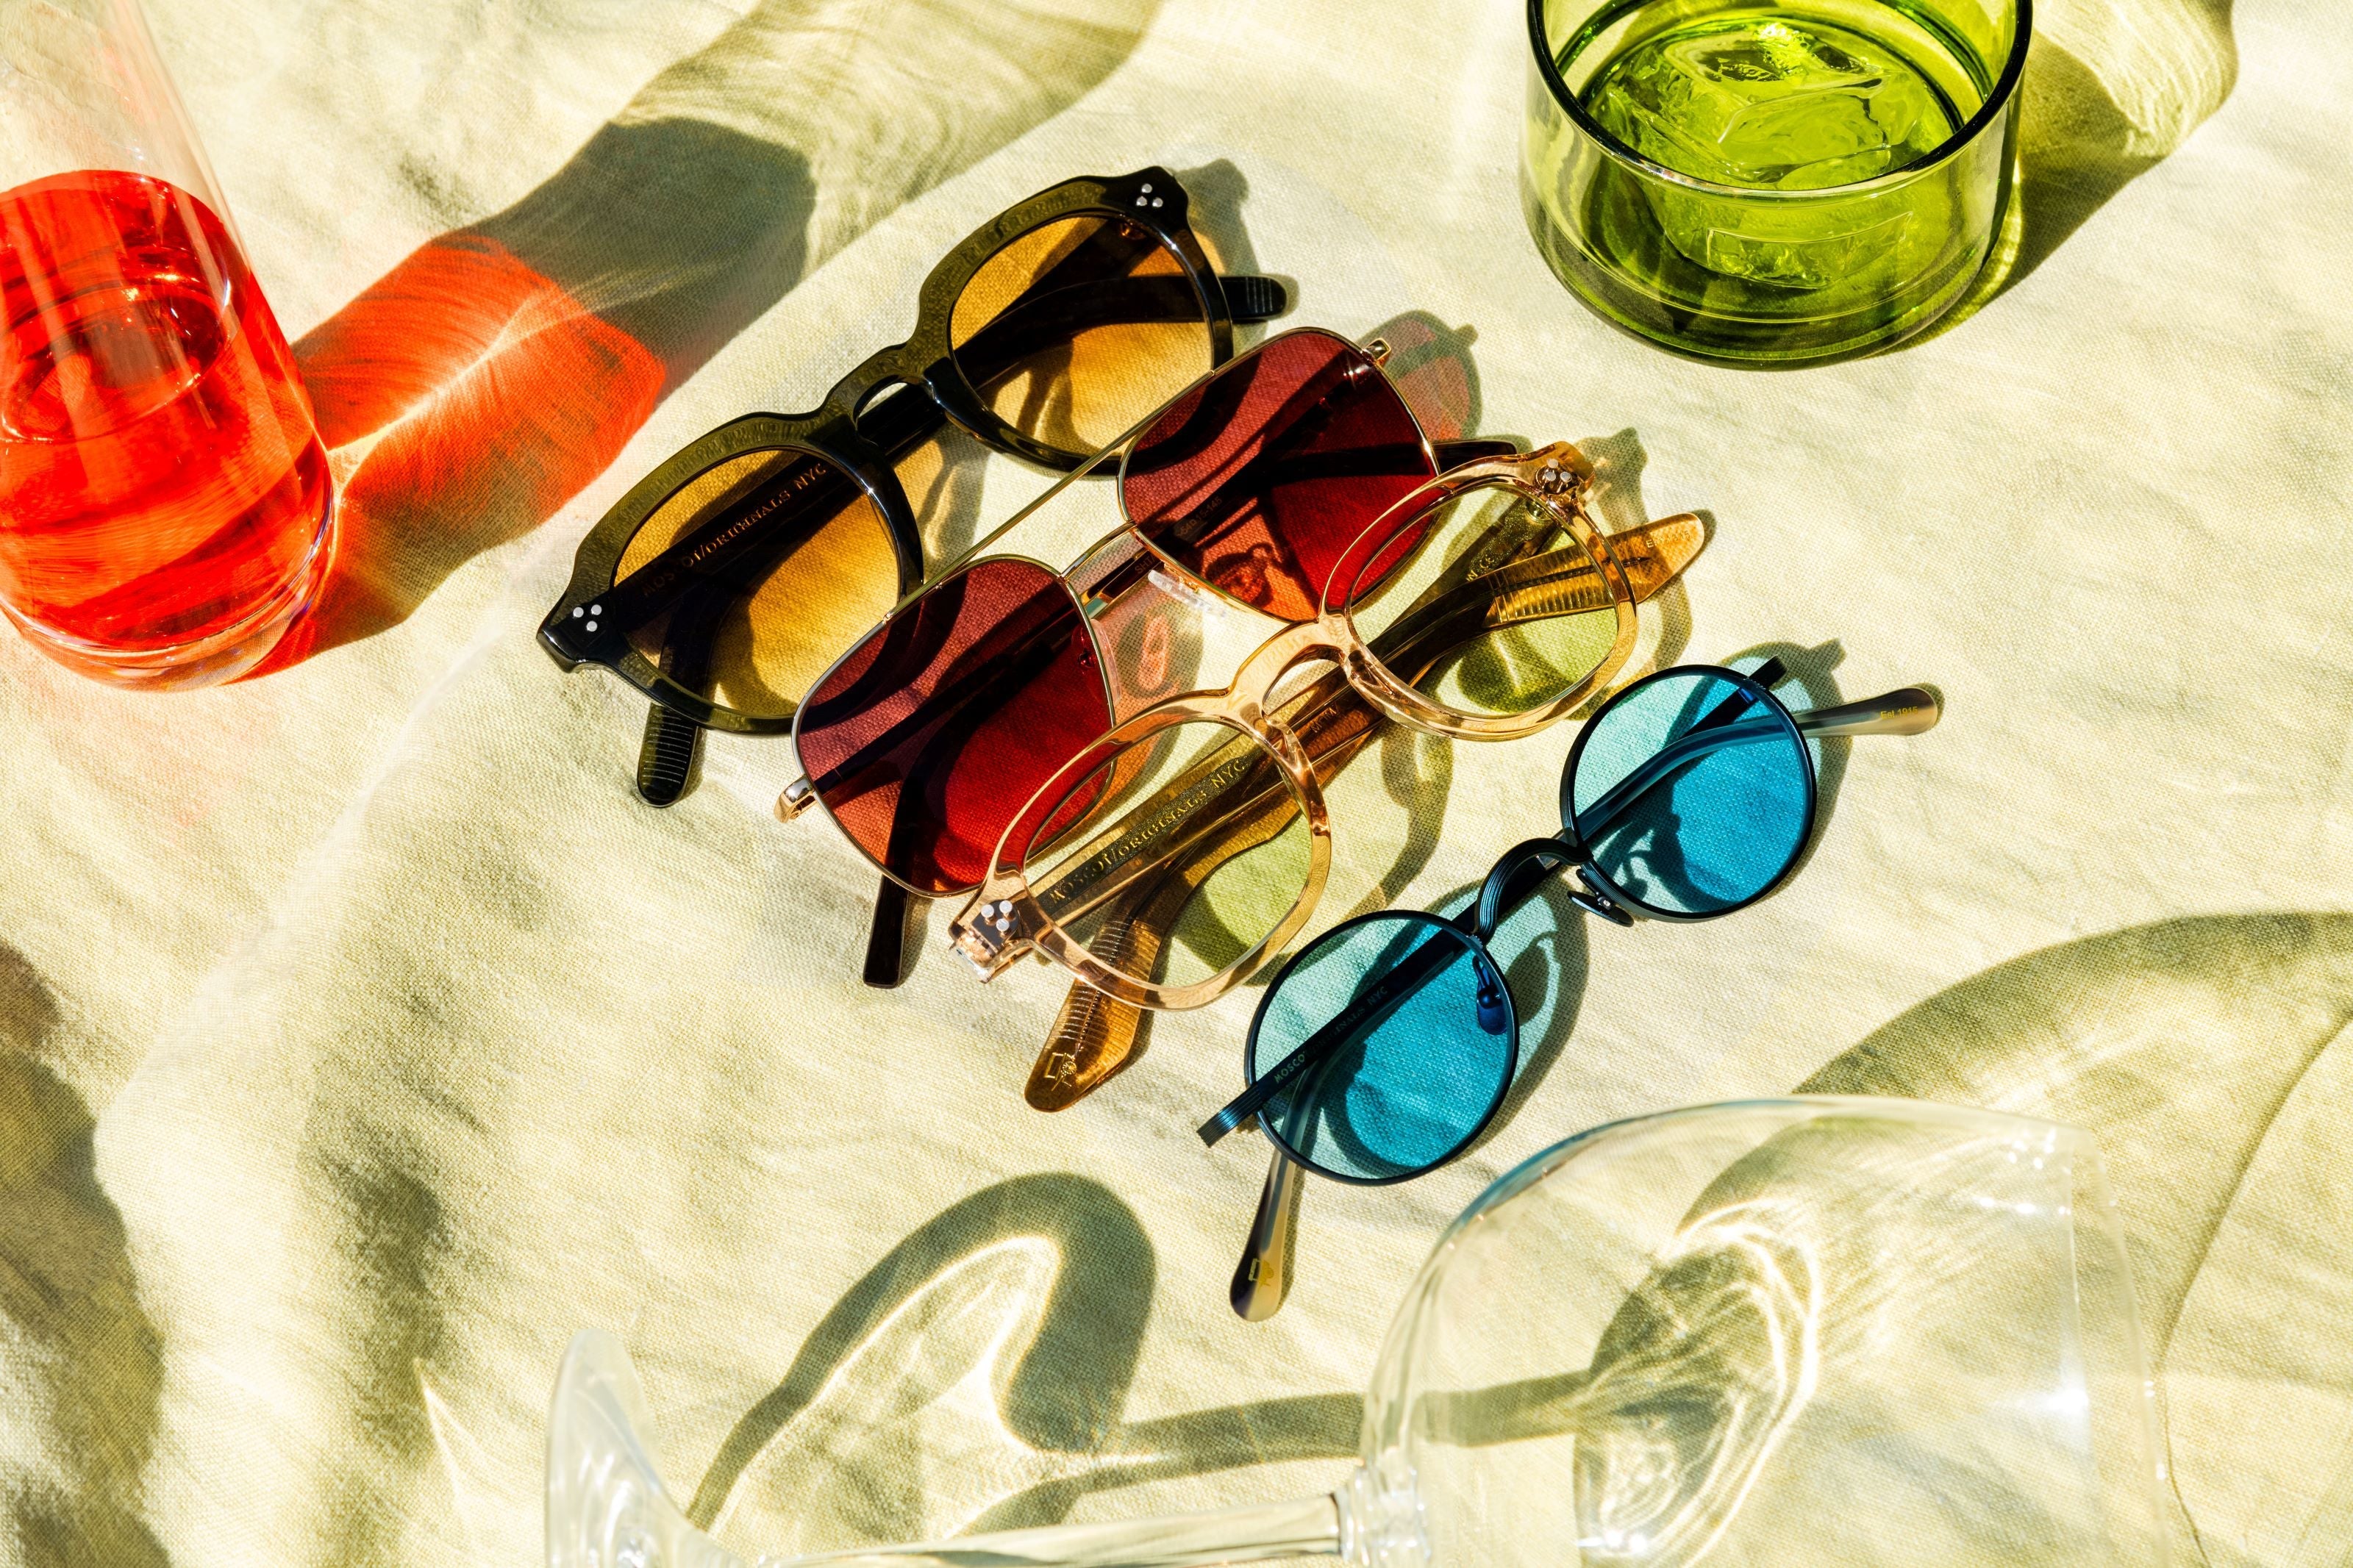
1169, 161, 1290, 351
1365, 310, 1485, 443
1566, 429, 1700, 717
1719, 638, 1852, 885
1413, 875, 1595, 1153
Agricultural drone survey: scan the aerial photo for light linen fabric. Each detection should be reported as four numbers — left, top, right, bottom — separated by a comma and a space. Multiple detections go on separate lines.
0, 0, 2346, 1563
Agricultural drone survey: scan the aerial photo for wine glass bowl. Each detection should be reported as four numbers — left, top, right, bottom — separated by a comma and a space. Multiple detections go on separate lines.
1359, 1098, 2167, 1566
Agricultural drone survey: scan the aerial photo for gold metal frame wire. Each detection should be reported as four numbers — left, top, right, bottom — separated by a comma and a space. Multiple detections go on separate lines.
778, 326, 1442, 898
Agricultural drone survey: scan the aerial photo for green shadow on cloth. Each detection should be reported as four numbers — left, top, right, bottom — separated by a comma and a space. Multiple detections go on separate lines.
1913, 0, 2238, 341
310, 1145, 454, 1567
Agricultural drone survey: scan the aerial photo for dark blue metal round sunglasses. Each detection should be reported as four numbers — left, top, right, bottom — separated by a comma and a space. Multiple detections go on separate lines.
1199, 656, 1940, 1316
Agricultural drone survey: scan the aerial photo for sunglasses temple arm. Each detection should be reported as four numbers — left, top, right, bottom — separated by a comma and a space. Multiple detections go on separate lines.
960, 275, 1292, 379
1196, 930, 1483, 1148
1588, 679, 1939, 832
1566, 679, 1942, 847
1231, 1148, 1306, 1320
1221, 273, 1290, 323
862, 882, 930, 988
1570, 714, 1787, 849
1792, 686, 1942, 737
1432, 436, 1521, 467
1565, 660, 1790, 841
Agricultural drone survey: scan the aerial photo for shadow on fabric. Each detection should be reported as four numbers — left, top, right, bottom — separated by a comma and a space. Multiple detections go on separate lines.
1798, 912, 2353, 1567
253, 0, 1162, 674
1718, 637, 1849, 882
308, 1141, 455, 1567
682, 1173, 1363, 1552
1924, 0, 2237, 336
1564, 427, 1694, 722
0, 945, 170, 1568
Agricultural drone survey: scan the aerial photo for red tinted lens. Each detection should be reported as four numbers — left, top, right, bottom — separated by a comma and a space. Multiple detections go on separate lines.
1120, 330, 1433, 623
796, 558, 1113, 895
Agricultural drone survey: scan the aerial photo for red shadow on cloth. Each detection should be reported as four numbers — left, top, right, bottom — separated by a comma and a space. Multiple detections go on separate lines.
249, 118, 813, 674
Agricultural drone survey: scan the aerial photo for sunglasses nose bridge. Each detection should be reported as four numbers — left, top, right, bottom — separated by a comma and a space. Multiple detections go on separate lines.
947, 894, 1030, 980
1229, 618, 1334, 704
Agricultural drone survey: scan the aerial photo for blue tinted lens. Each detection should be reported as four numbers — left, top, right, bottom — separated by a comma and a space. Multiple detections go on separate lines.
1247, 913, 1515, 1183
1568, 669, 1810, 917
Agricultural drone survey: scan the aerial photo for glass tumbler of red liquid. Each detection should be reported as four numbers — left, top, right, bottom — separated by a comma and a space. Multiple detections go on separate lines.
0, 0, 332, 687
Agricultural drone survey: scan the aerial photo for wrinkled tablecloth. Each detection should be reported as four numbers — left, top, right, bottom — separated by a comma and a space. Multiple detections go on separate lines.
1, 0, 2347, 1562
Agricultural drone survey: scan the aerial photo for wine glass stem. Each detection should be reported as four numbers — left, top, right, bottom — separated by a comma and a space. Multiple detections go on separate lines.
751, 1491, 1346, 1568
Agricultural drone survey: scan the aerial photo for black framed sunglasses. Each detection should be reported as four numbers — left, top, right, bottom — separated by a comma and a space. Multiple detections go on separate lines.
536, 165, 1285, 978
1199, 657, 1940, 1317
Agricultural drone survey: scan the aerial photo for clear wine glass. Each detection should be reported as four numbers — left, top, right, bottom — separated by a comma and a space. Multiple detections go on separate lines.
546, 1097, 2171, 1567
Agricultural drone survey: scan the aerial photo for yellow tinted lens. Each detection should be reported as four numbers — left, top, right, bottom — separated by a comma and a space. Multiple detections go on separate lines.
951, 215, 1214, 455
615, 447, 900, 720
1345, 483, 1621, 720
1021, 719, 1311, 995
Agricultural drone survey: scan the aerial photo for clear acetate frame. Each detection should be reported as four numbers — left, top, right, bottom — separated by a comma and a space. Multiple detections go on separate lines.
946, 447, 1705, 1011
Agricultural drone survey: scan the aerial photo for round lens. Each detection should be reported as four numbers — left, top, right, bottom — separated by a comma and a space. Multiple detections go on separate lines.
1014, 717, 1314, 998
950, 214, 1214, 458
612, 445, 900, 720
1338, 479, 1627, 722
1121, 330, 1432, 624
1249, 912, 1515, 1184
795, 558, 1112, 895
1565, 668, 1813, 918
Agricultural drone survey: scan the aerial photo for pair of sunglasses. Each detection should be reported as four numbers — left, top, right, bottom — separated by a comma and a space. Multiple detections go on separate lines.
949, 441, 1710, 1014
1004, 498, 1705, 1112
771, 326, 1515, 926
1194, 657, 1940, 1317
537, 166, 1287, 977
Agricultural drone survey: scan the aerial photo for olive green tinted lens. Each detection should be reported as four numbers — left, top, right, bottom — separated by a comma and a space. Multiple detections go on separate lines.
1343, 482, 1620, 720
1019, 719, 1311, 995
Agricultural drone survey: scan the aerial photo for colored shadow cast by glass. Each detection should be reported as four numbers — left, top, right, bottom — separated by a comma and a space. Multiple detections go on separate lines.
1524, 0, 2031, 365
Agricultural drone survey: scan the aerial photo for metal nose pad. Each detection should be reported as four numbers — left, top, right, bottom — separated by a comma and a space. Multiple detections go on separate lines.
1474, 956, 1510, 1035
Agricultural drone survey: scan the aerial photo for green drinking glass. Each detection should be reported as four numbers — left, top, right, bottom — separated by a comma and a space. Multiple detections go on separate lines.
1524, 0, 2030, 365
